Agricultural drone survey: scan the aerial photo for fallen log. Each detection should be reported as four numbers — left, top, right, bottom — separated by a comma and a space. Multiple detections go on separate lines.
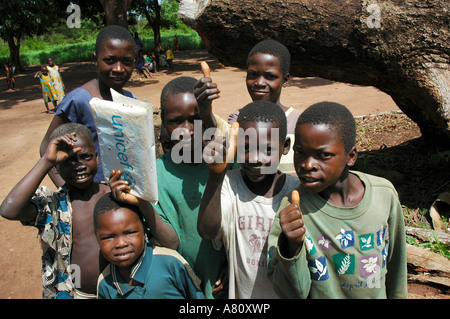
407, 244, 450, 276
406, 226, 450, 245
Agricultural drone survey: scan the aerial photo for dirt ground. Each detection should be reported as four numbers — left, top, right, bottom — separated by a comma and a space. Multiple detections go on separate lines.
0, 49, 425, 299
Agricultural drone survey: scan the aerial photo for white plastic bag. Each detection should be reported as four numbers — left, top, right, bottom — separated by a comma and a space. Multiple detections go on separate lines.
89, 89, 158, 203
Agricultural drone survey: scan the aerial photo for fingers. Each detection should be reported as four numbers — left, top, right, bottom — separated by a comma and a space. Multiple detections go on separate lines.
109, 169, 137, 205
279, 190, 305, 243
195, 62, 220, 103
109, 169, 120, 183
60, 132, 77, 145
47, 132, 80, 163
194, 78, 220, 103
109, 170, 131, 192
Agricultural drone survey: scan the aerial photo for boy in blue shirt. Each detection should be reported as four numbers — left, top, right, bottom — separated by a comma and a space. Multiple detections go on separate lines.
95, 192, 204, 299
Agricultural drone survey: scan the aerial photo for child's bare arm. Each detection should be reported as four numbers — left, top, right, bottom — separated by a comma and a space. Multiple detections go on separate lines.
0, 133, 80, 221
278, 190, 306, 258
198, 124, 238, 240
198, 163, 227, 241
109, 170, 179, 249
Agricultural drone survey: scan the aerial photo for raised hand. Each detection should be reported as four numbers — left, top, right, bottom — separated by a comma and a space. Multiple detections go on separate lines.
44, 132, 81, 165
109, 170, 139, 206
203, 122, 239, 174
194, 61, 220, 116
279, 190, 305, 257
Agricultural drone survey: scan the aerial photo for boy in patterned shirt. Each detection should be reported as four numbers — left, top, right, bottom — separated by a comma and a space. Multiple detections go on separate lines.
0, 123, 109, 298
267, 102, 407, 298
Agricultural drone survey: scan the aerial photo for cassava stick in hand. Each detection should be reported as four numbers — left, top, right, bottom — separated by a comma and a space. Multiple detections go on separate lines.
200, 60, 238, 174
208, 122, 239, 174
291, 190, 305, 242
201, 61, 211, 78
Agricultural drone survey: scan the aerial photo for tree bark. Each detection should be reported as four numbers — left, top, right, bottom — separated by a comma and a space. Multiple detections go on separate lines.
178, 0, 450, 142
99, 0, 132, 28
141, 0, 163, 52
6, 34, 21, 72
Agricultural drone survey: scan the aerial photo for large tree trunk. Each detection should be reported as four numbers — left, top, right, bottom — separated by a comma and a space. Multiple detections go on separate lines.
99, 0, 132, 28
6, 34, 21, 72
141, 0, 163, 52
178, 0, 450, 142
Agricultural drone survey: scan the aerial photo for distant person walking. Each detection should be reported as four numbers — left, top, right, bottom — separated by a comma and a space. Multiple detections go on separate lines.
134, 32, 143, 61
174, 35, 179, 51
46, 57, 65, 102
35, 65, 58, 113
166, 44, 174, 73
4, 59, 15, 90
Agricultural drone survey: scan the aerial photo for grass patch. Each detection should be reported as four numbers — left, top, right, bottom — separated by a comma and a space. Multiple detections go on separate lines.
0, 31, 204, 67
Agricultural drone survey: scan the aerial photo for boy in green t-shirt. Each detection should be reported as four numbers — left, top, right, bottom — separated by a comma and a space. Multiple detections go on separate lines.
111, 76, 227, 299
267, 101, 407, 299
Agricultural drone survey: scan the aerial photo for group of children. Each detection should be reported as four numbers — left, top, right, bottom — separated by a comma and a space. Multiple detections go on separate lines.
0, 25, 407, 299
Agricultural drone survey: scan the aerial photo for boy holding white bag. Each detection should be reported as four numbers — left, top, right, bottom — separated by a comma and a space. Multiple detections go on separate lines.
90, 70, 229, 298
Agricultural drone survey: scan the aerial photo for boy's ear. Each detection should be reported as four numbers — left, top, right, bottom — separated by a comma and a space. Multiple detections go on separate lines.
283, 73, 290, 87
346, 147, 358, 167
281, 136, 291, 156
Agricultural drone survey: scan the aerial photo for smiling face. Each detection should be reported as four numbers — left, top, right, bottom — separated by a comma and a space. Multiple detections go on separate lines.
55, 135, 98, 190
246, 53, 289, 104
96, 208, 145, 271
237, 120, 290, 184
95, 38, 135, 92
293, 123, 357, 195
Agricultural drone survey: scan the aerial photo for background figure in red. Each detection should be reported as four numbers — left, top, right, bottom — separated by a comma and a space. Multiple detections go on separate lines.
174, 35, 179, 51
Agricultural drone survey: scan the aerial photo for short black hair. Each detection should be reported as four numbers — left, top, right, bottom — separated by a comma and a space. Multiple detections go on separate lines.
247, 39, 291, 76
296, 102, 356, 152
160, 76, 198, 121
95, 25, 134, 55
237, 100, 287, 141
50, 122, 93, 142
93, 193, 143, 232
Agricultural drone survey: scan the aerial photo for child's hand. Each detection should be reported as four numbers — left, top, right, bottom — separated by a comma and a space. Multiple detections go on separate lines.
43, 132, 81, 165
194, 62, 220, 116
202, 122, 239, 174
212, 261, 229, 297
109, 170, 139, 206
279, 190, 305, 257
